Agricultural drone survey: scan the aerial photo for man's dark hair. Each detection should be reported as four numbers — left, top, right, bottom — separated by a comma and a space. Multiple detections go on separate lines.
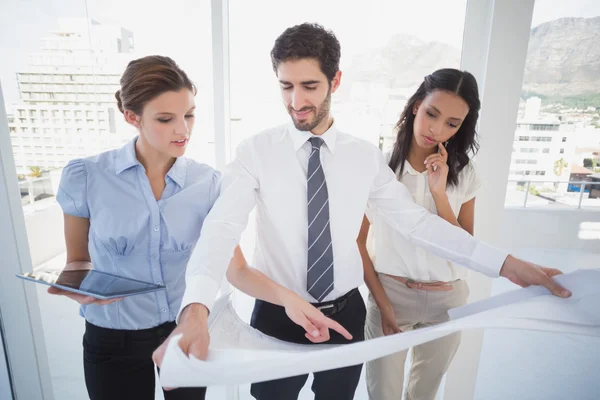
271, 23, 341, 82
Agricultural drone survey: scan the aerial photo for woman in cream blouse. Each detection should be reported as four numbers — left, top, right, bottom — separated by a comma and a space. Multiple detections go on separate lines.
360, 68, 483, 400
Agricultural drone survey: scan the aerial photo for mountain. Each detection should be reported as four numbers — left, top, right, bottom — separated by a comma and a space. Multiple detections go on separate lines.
339, 34, 460, 101
342, 16, 600, 102
345, 34, 460, 88
522, 16, 600, 97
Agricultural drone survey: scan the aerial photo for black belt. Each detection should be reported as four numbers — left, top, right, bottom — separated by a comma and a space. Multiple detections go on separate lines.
310, 288, 358, 317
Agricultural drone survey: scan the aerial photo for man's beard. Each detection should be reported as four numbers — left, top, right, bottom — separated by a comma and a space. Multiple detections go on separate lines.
289, 89, 331, 132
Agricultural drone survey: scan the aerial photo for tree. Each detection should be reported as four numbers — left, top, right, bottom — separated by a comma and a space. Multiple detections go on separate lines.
553, 158, 568, 177
583, 158, 594, 169
28, 166, 42, 178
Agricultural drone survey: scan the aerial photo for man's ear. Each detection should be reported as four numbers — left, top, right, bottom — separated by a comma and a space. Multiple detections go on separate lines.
330, 70, 342, 94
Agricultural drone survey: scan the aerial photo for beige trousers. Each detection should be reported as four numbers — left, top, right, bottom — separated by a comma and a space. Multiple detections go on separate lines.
365, 274, 469, 400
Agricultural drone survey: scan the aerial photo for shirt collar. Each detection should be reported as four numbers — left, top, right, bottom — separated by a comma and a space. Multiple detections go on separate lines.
115, 136, 187, 188
288, 120, 337, 154
166, 155, 187, 188
115, 137, 141, 175
401, 160, 425, 176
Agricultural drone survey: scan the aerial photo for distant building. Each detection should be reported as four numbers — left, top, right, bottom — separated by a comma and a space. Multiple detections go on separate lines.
568, 164, 594, 193
8, 18, 136, 175
509, 97, 576, 191
570, 164, 594, 182
575, 147, 600, 167
588, 173, 600, 199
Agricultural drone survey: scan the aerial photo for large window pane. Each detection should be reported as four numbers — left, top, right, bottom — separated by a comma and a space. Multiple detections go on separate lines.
1, 1, 213, 398
85, 0, 216, 167
229, 0, 467, 155
481, 2, 600, 399
505, 1, 600, 209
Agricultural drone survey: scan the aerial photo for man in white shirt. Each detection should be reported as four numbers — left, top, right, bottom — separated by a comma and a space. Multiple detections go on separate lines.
154, 23, 570, 399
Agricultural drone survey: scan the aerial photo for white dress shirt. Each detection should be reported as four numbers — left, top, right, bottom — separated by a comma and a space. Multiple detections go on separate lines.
180, 122, 508, 316
367, 152, 481, 282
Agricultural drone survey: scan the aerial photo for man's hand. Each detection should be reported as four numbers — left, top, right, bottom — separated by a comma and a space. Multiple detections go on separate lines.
500, 255, 571, 298
152, 304, 210, 370
282, 292, 353, 343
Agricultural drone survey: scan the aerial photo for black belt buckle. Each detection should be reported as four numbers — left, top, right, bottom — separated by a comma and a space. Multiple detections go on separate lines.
314, 288, 356, 316
316, 303, 337, 316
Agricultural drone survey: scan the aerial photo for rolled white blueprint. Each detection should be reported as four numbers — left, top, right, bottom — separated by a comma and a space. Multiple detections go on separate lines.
160, 269, 600, 388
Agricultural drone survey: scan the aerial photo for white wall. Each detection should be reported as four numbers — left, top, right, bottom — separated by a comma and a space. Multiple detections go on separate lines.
499, 208, 600, 253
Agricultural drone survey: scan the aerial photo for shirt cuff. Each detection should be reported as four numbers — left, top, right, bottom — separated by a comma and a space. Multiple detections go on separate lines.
176, 275, 221, 324
471, 241, 509, 278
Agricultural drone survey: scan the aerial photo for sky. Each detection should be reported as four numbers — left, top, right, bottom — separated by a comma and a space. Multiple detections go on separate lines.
1, 0, 599, 106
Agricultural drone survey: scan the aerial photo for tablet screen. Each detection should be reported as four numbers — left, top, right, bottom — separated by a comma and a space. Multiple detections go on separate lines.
19, 268, 165, 298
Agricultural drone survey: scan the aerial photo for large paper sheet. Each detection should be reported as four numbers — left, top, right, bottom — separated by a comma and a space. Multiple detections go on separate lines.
160, 269, 600, 388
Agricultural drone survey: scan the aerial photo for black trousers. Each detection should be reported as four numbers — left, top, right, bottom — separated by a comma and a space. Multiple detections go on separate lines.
250, 289, 366, 400
83, 320, 206, 400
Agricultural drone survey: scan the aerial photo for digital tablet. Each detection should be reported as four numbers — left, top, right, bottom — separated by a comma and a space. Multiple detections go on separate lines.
17, 268, 166, 300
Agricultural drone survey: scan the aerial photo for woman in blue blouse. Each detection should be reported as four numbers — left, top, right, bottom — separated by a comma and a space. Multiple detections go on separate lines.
49, 55, 216, 400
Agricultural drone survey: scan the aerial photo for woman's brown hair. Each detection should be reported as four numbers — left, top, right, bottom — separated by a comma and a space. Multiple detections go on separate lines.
115, 55, 196, 115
